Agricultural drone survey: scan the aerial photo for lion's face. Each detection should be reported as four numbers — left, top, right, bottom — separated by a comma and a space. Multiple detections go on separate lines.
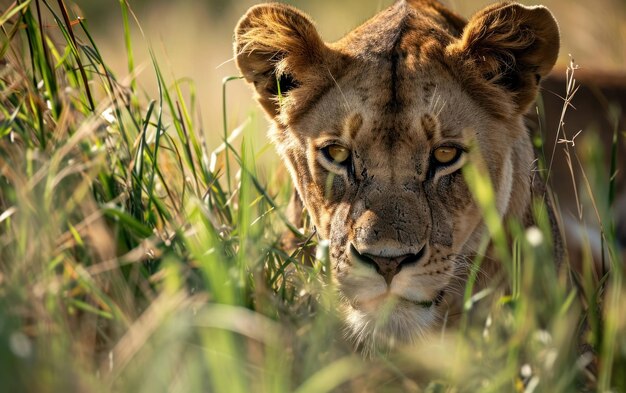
280, 69, 513, 345
234, 0, 559, 350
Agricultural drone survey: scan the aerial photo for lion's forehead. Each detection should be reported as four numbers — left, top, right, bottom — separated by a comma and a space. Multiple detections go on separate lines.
293, 71, 483, 153
336, 0, 458, 58
286, 8, 488, 149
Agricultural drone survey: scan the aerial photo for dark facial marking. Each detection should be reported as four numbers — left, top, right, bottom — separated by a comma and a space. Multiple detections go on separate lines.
421, 113, 439, 141
345, 113, 364, 139
387, 18, 409, 114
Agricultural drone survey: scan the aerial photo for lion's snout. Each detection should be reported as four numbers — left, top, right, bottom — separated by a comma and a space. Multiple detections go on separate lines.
349, 243, 427, 285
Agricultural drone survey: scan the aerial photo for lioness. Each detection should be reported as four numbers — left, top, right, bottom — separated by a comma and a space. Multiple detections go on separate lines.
234, 0, 563, 350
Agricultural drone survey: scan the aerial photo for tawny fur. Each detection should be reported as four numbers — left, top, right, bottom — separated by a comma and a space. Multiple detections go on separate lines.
234, 0, 563, 351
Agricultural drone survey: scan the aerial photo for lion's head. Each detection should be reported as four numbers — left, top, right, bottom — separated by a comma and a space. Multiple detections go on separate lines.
234, 0, 559, 350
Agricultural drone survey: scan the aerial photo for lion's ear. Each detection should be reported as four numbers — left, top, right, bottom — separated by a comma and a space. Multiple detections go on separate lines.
234, 4, 328, 118
448, 2, 559, 114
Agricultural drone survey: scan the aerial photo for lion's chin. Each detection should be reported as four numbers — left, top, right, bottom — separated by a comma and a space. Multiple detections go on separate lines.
343, 294, 441, 355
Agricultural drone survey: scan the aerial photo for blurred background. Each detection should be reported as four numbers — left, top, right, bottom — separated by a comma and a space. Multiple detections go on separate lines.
64, 0, 625, 151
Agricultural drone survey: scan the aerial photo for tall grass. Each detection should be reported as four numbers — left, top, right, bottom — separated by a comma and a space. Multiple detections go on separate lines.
0, 1, 624, 392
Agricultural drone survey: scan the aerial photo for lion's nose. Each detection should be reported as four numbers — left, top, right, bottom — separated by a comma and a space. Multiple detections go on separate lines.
350, 244, 426, 285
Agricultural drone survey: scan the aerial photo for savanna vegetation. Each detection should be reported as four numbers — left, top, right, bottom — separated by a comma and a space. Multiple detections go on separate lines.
0, 1, 624, 392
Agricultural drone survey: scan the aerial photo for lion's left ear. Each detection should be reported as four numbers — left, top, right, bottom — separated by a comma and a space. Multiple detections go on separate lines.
447, 2, 559, 114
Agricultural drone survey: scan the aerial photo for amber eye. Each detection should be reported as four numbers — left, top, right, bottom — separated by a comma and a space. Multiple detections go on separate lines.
324, 144, 351, 164
433, 146, 459, 165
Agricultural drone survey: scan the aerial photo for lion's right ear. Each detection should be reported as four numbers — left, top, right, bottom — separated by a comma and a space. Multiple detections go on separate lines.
234, 4, 328, 118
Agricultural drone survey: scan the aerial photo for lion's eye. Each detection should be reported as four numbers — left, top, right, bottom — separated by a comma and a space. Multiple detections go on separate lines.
324, 144, 351, 164
433, 146, 459, 165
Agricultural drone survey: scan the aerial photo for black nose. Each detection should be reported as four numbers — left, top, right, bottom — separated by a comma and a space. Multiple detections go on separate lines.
350, 245, 426, 285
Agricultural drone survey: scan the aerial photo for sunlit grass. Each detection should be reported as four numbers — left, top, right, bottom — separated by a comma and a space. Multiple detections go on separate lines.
0, 1, 624, 392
